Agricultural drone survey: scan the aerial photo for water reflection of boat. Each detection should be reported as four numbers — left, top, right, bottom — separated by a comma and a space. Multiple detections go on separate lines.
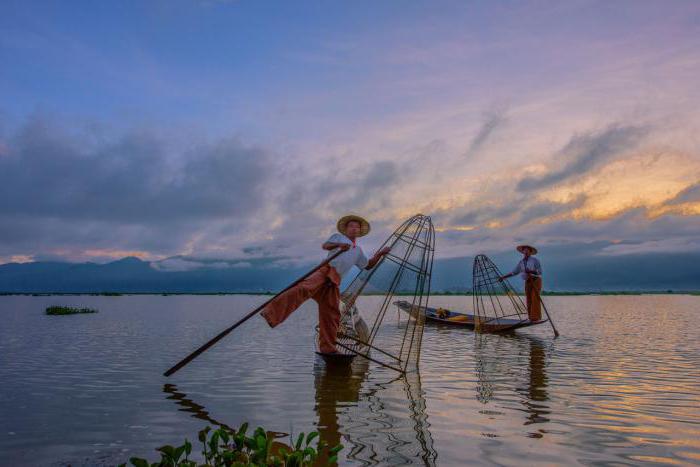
474, 333, 551, 428
313, 360, 437, 466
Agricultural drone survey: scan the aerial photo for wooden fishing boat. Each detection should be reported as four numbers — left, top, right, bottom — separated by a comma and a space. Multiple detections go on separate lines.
394, 300, 548, 332
475, 316, 548, 332
394, 300, 475, 328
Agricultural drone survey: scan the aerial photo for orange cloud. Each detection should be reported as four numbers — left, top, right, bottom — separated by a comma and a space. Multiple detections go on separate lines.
539, 152, 700, 221
0, 255, 34, 264
649, 201, 700, 218
434, 225, 477, 233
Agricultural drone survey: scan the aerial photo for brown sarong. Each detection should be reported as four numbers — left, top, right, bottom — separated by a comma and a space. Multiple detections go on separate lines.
260, 265, 342, 353
525, 276, 542, 321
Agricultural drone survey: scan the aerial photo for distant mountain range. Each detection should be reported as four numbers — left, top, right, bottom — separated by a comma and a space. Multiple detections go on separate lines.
1, 249, 699, 293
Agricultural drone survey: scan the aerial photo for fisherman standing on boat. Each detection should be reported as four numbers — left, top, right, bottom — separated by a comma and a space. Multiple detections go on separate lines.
261, 215, 391, 355
499, 245, 542, 322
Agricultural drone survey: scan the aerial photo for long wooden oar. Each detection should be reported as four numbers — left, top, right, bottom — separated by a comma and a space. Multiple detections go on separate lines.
164, 249, 345, 377
538, 295, 560, 338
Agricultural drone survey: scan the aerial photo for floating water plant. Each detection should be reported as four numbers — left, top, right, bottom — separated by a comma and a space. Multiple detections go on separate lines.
45, 306, 98, 315
119, 423, 342, 467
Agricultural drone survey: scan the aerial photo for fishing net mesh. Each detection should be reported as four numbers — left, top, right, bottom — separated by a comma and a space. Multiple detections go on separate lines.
472, 254, 528, 332
319, 214, 434, 372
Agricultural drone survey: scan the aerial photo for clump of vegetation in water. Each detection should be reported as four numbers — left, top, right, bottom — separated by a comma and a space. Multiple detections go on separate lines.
120, 423, 342, 467
45, 306, 98, 315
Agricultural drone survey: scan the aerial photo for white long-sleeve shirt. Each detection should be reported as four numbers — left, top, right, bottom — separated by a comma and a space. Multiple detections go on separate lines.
511, 256, 542, 280
325, 233, 369, 279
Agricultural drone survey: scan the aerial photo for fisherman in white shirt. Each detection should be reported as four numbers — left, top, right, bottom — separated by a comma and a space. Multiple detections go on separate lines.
261, 215, 390, 354
323, 231, 369, 279
499, 245, 543, 321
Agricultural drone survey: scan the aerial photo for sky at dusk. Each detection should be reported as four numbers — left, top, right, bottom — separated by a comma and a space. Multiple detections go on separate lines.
1, 1, 700, 272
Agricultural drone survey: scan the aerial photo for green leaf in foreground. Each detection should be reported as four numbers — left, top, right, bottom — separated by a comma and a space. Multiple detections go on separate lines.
120, 422, 342, 466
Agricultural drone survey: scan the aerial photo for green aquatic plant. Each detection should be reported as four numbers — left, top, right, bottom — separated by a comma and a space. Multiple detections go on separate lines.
45, 306, 98, 315
120, 423, 342, 467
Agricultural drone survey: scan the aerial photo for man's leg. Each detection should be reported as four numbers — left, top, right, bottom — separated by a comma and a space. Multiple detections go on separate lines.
526, 277, 542, 321
533, 277, 543, 321
314, 281, 341, 353
525, 278, 533, 320
261, 267, 329, 328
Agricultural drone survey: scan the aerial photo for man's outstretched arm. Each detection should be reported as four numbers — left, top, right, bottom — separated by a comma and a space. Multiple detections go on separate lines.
365, 247, 391, 269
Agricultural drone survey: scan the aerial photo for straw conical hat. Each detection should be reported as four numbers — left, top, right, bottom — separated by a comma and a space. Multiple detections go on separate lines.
516, 244, 538, 255
337, 214, 370, 237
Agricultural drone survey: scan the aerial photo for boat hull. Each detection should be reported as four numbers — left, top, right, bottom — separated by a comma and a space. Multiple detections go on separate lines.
393, 300, 548, 332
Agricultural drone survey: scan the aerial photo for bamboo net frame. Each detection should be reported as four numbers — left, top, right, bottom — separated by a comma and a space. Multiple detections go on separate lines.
472, 254, 530, 333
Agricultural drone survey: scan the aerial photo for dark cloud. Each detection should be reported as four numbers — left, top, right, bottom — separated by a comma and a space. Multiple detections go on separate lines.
431, 204, 700, 261
1, 114, 695, 265
522, 208, 700, 247
464, 109, 506, 158
515, 195, 586, 226
443, 193, 584, 228
0, 117, 268, 222
0, 115, 270, 258
242, 245, 268, 256
0, 216, 189, 253
150, 255, 279, 272
240, 158, 405, 263
290, 158, 400, 214
517, 125, 648, 192
449, 203, 520, 226
359, 160, 399, 192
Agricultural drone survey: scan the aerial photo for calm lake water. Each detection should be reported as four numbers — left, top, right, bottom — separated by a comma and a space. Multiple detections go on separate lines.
1, 295, 699, 466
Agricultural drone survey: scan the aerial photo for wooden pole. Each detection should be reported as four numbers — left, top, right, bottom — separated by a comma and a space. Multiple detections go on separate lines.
539, 295, 560, 338
335, 341, 405, 374
163, 249, 345, 377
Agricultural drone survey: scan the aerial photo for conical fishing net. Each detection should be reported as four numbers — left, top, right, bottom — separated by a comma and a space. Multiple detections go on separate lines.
317, 214, 435, 373
472, 254, 529, 333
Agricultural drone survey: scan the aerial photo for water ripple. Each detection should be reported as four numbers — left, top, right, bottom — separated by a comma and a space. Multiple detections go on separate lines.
1, 295, 699, 465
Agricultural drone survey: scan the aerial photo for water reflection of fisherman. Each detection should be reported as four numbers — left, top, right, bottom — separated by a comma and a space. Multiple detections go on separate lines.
499, 244, 542, 321
313, 360, 369, 464
474, 335, 549, 422
517, 336, 550, 426
314, 362, 437, 466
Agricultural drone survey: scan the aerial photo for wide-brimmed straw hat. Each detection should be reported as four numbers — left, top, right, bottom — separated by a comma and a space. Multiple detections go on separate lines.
516, 244, 538, 255
337, 214, 371, 237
